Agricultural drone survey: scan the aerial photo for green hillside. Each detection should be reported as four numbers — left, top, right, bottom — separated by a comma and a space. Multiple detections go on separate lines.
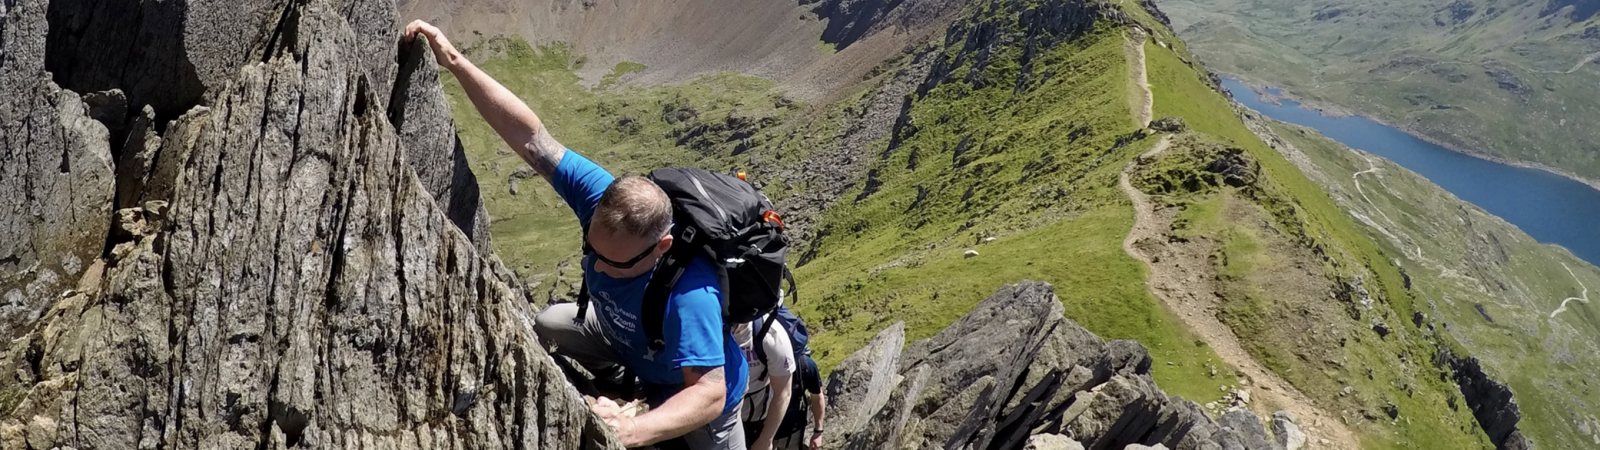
433, 0, 1521, 447
1159, 0, 1600, 186
1251, 115, 1600, 449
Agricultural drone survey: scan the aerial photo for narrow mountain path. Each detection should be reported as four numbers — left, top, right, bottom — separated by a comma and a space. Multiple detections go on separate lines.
1350, 156, 1411, 255
1121, 34, 1361, 450
1127, 28, 1153, 127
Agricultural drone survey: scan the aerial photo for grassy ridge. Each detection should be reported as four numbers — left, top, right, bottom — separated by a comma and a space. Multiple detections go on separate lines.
777, 26, 1233, 404
1143, 39, 1492, 448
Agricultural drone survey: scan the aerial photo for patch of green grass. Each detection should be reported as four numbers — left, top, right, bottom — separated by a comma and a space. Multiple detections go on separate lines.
597, 61, 647, 90
816, 40, 837, 55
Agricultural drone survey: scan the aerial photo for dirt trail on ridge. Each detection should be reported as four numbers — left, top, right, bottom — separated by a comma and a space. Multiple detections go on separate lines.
1121, 33, 1361, 450
1127, 29, 1154, 127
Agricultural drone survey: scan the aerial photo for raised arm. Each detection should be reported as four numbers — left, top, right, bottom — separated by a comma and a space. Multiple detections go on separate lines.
404, 21, 566, 179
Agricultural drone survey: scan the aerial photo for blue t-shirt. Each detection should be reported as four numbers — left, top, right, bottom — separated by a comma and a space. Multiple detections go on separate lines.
551, 150, 747, 414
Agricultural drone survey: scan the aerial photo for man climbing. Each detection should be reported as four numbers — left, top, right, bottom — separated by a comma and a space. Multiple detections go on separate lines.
735, 316, 794, 450
404, 21, 748, 449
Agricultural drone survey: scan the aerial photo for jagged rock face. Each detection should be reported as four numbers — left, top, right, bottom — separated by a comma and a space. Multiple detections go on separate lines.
0, 0, 117, 342
1442, 351, 1532, 450
0, 0, 615, 448
801, 0, 966, 50
390, 39, 492, 253
42, 0, 402, 124
824, 281, 1283, 450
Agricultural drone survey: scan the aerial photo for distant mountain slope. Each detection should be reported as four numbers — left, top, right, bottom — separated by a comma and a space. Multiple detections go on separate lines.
398, 0, 966, 101
1241, 108, 1600, 449
1158, 0, 1600, 186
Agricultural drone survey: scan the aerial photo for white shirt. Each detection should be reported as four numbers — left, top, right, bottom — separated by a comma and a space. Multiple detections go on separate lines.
736, 315, 795, 421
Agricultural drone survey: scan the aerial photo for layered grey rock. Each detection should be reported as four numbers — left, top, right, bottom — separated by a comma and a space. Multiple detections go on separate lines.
1215, 409, 1282, 450
0, 0, 117, 341
824, 281, 1283, 450
44, 0, 400, 124
1026, 433, 1086, 450
390, 37, 492, 253
822, 321, 905, 450
44, 0, 286, 121
0, 0, 618, 448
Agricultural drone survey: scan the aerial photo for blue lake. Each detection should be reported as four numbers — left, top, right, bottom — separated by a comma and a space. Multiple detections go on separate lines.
1221, 78, 1600, 267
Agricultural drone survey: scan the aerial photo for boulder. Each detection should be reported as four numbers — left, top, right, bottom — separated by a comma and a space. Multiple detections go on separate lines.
1026, 433, 1086, 450
824, 321, 906, 450
1150, 117, 1186, 133
1272, 411, 1306, 450
1215, 409, 1283, 450
825, 281, 1277, 450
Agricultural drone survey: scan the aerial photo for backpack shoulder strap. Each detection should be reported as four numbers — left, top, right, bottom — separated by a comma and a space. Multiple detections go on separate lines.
642, 245, 735, 360
641, 245, 712, 355
640, 264, 680, 357
575, 225, 594, 324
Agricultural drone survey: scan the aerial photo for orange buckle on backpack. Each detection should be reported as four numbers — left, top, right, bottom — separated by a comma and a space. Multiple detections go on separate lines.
763, 210, 784, 229
737, 170, 748, 181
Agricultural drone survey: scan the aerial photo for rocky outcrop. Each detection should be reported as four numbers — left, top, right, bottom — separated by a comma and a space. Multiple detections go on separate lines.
391, 38, 493, 253
43, 0, 401, 125
1440, 349, 1534, 450
801, 0, 967, 50
0, 0, 118, 342
825, 281, 1290, 450
0, 0, 617, 448
920, 0, 1114, 97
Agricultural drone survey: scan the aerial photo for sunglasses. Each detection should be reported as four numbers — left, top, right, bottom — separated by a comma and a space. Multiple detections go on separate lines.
586, 235, 659, 270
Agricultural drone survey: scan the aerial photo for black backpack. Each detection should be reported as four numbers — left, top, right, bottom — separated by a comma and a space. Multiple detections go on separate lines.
576, 167, 794, 357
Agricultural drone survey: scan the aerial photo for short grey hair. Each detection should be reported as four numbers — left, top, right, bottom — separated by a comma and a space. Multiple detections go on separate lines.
592, 176, 673, 239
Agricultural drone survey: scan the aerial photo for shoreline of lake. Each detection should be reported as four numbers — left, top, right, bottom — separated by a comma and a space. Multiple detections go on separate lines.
1220, 77, 1600, 266
1218, 74, 1600, 194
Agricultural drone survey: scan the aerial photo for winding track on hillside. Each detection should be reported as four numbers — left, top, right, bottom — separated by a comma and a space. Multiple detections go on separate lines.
1550, 263, 1591, 319
1120, 32, 1360, 450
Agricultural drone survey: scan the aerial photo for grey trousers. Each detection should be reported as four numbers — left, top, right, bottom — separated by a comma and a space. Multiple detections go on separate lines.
534, 302, 746, 450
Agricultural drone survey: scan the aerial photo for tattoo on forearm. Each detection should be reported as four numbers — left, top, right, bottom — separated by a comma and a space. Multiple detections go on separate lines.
528, 126, 565, 179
